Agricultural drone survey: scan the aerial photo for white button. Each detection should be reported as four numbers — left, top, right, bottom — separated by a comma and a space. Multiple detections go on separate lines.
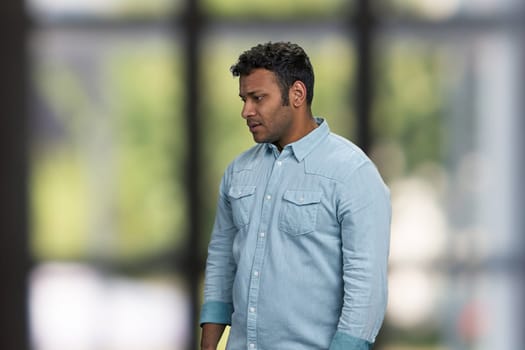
259, 232, 265, 238
249, 344, 255, 349
250, 307, 256, 313
253, 271, 259, 277
266, 195, 271, 200
277, 161, 282, 166
299, 197, 304, 203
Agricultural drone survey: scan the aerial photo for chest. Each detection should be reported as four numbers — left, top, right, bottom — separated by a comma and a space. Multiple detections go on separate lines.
228, 160, 340, 236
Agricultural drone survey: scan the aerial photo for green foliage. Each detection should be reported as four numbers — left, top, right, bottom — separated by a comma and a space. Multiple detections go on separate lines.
31, 40, 186, 264
374, 41, 446, 174
310, 38, 355, 139
107, 46, 186, 262
31, 61, 95, 260
31, 149, 90, 260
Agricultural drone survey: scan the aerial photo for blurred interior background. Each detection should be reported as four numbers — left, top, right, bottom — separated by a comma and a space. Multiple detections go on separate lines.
1, 0, 524, 349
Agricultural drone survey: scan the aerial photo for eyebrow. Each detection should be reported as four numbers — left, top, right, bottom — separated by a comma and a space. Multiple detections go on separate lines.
239, 91, 264, 98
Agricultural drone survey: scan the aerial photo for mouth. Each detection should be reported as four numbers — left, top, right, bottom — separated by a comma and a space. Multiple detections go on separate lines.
247, 121, 262, 133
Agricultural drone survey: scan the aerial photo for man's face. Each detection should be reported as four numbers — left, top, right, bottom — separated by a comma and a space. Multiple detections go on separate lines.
239, 69, 295, 149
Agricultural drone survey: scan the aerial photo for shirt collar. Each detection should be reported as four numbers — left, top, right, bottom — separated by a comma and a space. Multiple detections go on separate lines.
266, 117, 329, 162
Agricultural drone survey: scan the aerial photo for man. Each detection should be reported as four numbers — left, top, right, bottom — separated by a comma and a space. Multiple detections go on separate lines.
200, 42, 391, 350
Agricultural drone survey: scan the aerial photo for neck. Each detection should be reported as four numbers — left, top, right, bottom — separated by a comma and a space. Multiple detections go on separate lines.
274, 116, 318, 151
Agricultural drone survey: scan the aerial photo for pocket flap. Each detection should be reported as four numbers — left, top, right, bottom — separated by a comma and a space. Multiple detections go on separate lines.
228, 185, 256, 199
283, 190, 322, 205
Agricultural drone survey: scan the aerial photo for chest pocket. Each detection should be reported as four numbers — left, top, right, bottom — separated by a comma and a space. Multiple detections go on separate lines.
228, 185, 256, 228
279, 190, 322, 236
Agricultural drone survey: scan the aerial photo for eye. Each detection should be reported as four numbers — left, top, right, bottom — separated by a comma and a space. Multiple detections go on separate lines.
254, 95, 264, 102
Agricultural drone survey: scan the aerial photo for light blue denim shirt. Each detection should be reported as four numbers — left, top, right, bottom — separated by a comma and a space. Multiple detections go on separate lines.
200, 118, 391, 350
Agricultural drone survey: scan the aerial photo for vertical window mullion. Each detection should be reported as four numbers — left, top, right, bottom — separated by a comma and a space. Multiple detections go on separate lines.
183, 0, 203, 349
0, 0, 30, 349
354, 0, 375, 153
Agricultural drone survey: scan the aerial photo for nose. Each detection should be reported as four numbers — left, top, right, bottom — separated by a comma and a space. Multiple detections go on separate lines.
241, 101, 255, 119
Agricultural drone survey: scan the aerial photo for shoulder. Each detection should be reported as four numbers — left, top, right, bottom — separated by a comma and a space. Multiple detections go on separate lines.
226, 143, 267, 174
305, 132, 373, 181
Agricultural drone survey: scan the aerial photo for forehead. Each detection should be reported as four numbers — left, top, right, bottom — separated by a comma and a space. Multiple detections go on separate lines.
239, 68, 279, 93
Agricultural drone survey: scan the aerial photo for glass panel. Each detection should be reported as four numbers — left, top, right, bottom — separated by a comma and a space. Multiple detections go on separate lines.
203, 0, 352, 19
29, 28, 185, 264
200, 31, 355, 250
29, 27, 189, 350
27, 0, 183, 21
372, 32, 523, 348
379, 0, 523, 20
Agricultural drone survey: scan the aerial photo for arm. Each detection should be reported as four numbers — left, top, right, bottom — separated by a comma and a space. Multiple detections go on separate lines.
201, 323, 227, 350
329, 162, 391, 350
200, 170, 237, 340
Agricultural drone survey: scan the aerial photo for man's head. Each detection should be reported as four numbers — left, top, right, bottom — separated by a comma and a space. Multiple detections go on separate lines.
232, 42, 318, 150
230, 42, 314, 106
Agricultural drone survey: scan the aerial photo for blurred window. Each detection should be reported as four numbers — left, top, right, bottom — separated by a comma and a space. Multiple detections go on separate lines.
24, 0, 524, 349
27, 9, 189, 350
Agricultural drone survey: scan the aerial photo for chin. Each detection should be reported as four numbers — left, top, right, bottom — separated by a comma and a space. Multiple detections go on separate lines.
252, 135, 266, 144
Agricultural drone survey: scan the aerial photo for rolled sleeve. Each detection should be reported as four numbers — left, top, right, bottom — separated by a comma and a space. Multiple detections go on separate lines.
329, 331, 373, 350
200, 301, 234, 326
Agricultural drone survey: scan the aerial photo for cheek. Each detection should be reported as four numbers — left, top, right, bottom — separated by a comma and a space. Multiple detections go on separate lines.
260, 101, 288, 128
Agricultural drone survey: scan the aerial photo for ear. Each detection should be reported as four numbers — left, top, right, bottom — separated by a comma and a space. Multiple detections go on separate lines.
289, 80, 307, 108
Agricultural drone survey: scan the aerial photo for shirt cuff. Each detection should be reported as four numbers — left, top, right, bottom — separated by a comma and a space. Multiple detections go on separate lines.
199, 301, 234, 326
329, 331, 373, 350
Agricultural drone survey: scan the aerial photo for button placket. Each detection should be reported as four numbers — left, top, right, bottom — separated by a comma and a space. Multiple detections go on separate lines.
245, 151, 288, 349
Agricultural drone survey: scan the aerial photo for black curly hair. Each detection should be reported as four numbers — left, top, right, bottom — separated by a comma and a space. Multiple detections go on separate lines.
230, 42, 314, 106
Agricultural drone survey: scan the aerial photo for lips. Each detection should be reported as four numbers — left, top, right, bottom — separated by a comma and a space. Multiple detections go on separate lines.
247, 121, 262, 132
